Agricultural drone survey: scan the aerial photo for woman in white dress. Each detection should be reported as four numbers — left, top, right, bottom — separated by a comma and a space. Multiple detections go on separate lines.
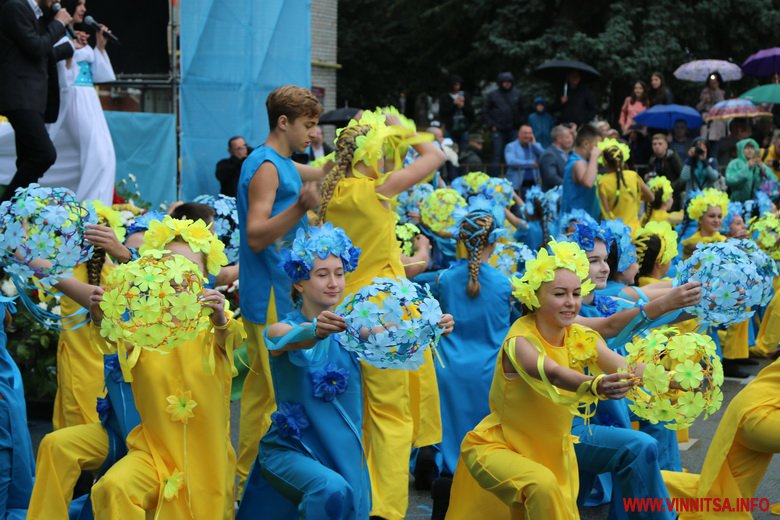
0, 0, 116, 205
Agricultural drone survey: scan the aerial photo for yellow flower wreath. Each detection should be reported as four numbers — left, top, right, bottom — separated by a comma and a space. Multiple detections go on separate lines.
510, 239, 595, 310
687, 188, 729, 221
139, 215, 227, 276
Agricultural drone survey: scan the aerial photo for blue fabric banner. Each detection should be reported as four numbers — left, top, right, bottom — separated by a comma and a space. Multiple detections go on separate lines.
105, 111, 177, 208
179, 1, 312, 200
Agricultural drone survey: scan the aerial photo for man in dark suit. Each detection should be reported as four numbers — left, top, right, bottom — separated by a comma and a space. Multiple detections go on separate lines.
0, 0, 73, 201
215, 136, 251, 197
539, 124, 574, 190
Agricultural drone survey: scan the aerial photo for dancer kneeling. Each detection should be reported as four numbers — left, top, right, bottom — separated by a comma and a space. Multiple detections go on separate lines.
446, 240, 639, 519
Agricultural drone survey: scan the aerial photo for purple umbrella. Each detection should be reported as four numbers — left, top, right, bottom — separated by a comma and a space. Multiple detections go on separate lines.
741, 48, 780, 78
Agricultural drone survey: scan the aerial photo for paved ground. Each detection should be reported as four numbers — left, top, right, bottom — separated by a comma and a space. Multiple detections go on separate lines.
28, 359, 779, 519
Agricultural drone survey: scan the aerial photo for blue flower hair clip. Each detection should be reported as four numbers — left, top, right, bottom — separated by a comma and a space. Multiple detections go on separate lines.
448, 194, 507, 244
568, 220, 612, 252
279, 223, 361, 283
194, 194, 240, 264
603, 219, 638, 273
125, 210, 167, 238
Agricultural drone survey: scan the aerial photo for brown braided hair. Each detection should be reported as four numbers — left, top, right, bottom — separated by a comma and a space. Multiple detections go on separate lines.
86, 216, 109, 286
458, 213, 495, 298
316, 125, 371, 224
602, 146, 626, 208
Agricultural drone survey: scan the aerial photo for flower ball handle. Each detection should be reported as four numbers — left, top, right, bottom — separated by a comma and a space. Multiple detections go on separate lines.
200, 288, 227, 327
438, 313, 455, 336
89, 286, 105, 325
597, 372, 636, 400
314, 310, 347, 339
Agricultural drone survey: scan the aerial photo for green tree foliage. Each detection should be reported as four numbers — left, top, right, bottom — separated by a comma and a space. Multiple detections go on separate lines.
338, 0, 780, 120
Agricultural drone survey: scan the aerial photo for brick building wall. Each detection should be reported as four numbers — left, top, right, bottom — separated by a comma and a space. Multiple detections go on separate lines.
311, 0, 338, 141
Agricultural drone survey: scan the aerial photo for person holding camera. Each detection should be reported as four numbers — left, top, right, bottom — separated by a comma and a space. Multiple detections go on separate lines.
680, 137, 720, 195
726, 138, 774, 202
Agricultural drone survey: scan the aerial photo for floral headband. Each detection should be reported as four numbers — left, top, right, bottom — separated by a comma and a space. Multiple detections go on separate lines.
125, 210, 167, 239
558, 209, 599, 234
597, 137, 631, 166
603, 219, 638, 273
337, 107, 433, 180
451, 171, 491, 199
279, 223, 361, 283
569, 220, 613, 252
449, 194, 506, 243
687, 188, 729, 221
510, 239, 595, 309
480, 177, 515, 208
634, 221, 679, 266
139, 215, 227, 276
720, 202, 746, 234
647, 176, 673, 203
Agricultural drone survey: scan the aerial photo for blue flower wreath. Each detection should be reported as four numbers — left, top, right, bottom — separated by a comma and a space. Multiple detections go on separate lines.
279, 223, 361, 283
335, 277, 445, 370
448, 194, 507, 243
558, 208, 598, 236
675, 239, 775, 327
479, 177, 515, 209
603, 219, 638, 273
568, 220, 612, 252
720, 202, 745, 234
194, 194, 240, 264
125, 210, 167, 238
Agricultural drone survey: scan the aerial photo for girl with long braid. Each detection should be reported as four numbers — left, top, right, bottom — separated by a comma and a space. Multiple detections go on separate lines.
426, 202, 513, 518
52, 201, 126, 430
643, 176, 683, 226
318, 109, 445, 520
597, 139, 653, 232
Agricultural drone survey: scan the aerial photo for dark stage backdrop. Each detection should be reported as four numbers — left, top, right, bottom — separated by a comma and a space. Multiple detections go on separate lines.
82, 0, 170, 75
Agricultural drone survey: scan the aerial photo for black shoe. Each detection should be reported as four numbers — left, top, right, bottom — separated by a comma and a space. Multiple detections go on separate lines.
414, 446, 438, 491
722, 360, 750, 378
733, 358, 759, 365
431, 477, 452, 520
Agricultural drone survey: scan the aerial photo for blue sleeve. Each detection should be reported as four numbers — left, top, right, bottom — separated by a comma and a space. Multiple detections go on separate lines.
263, 323, 330, 367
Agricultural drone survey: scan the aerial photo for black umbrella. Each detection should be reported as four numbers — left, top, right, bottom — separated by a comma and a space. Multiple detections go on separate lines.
534, 60, 601, 95
318, 107, 361, 126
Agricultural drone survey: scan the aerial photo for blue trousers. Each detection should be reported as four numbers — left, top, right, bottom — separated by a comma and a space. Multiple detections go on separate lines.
573, 418, 676, 520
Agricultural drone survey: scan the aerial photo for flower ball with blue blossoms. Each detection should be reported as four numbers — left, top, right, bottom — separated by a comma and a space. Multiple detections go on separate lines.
0, 184, 97, 287
280, 223, 361, 284
193, 194, 240, 264
335, 277, 445, 370
675, 239, 777, 327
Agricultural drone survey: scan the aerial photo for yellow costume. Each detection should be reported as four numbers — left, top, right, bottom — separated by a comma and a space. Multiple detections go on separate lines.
325, 177, 441, 519
646, 209, 684, 225
53, 263, 111, 430
235, 291, 277, 493
598, 169, 647, 232
681, 231, 726, 260
91, 323, 241, 519
446, 315, 600, 520
662, 359, 780, 519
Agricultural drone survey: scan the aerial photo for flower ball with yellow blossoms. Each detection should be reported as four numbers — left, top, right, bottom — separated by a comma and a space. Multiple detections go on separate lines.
624, 326, 723, 430
419, 188, 467, 234
99, 252, 212, 352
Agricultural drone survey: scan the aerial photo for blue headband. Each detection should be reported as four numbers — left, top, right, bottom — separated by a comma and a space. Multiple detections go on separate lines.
280, 223, 361, 283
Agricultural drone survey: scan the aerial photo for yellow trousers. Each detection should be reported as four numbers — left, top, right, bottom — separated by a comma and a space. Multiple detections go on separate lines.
27, 423, 109, 520
410, 348, 442, 448
91, 447, 162, 519
446, 442, 573, 520
362, 362, 414, 520
235, 294, 278, 495
720, 319, 749, 360
52, 295, 104, 430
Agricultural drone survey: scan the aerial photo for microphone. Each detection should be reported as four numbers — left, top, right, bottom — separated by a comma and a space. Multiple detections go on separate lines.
84, 15, 120, 44
51, 3, 76, 39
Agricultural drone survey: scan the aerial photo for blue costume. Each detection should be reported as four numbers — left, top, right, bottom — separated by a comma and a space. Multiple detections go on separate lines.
561, 151, 600, 220
0, 296, 34, 520
432, 260, 512, 476
237, 145, 307, 324
238, 311, 370, 520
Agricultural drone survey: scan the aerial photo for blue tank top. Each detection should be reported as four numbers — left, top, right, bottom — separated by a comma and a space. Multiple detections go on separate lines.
237, 146, 306, 324
561, 151, 600, 220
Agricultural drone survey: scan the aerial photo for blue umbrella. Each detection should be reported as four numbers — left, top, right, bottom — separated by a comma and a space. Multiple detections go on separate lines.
633, 104, 703, 130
